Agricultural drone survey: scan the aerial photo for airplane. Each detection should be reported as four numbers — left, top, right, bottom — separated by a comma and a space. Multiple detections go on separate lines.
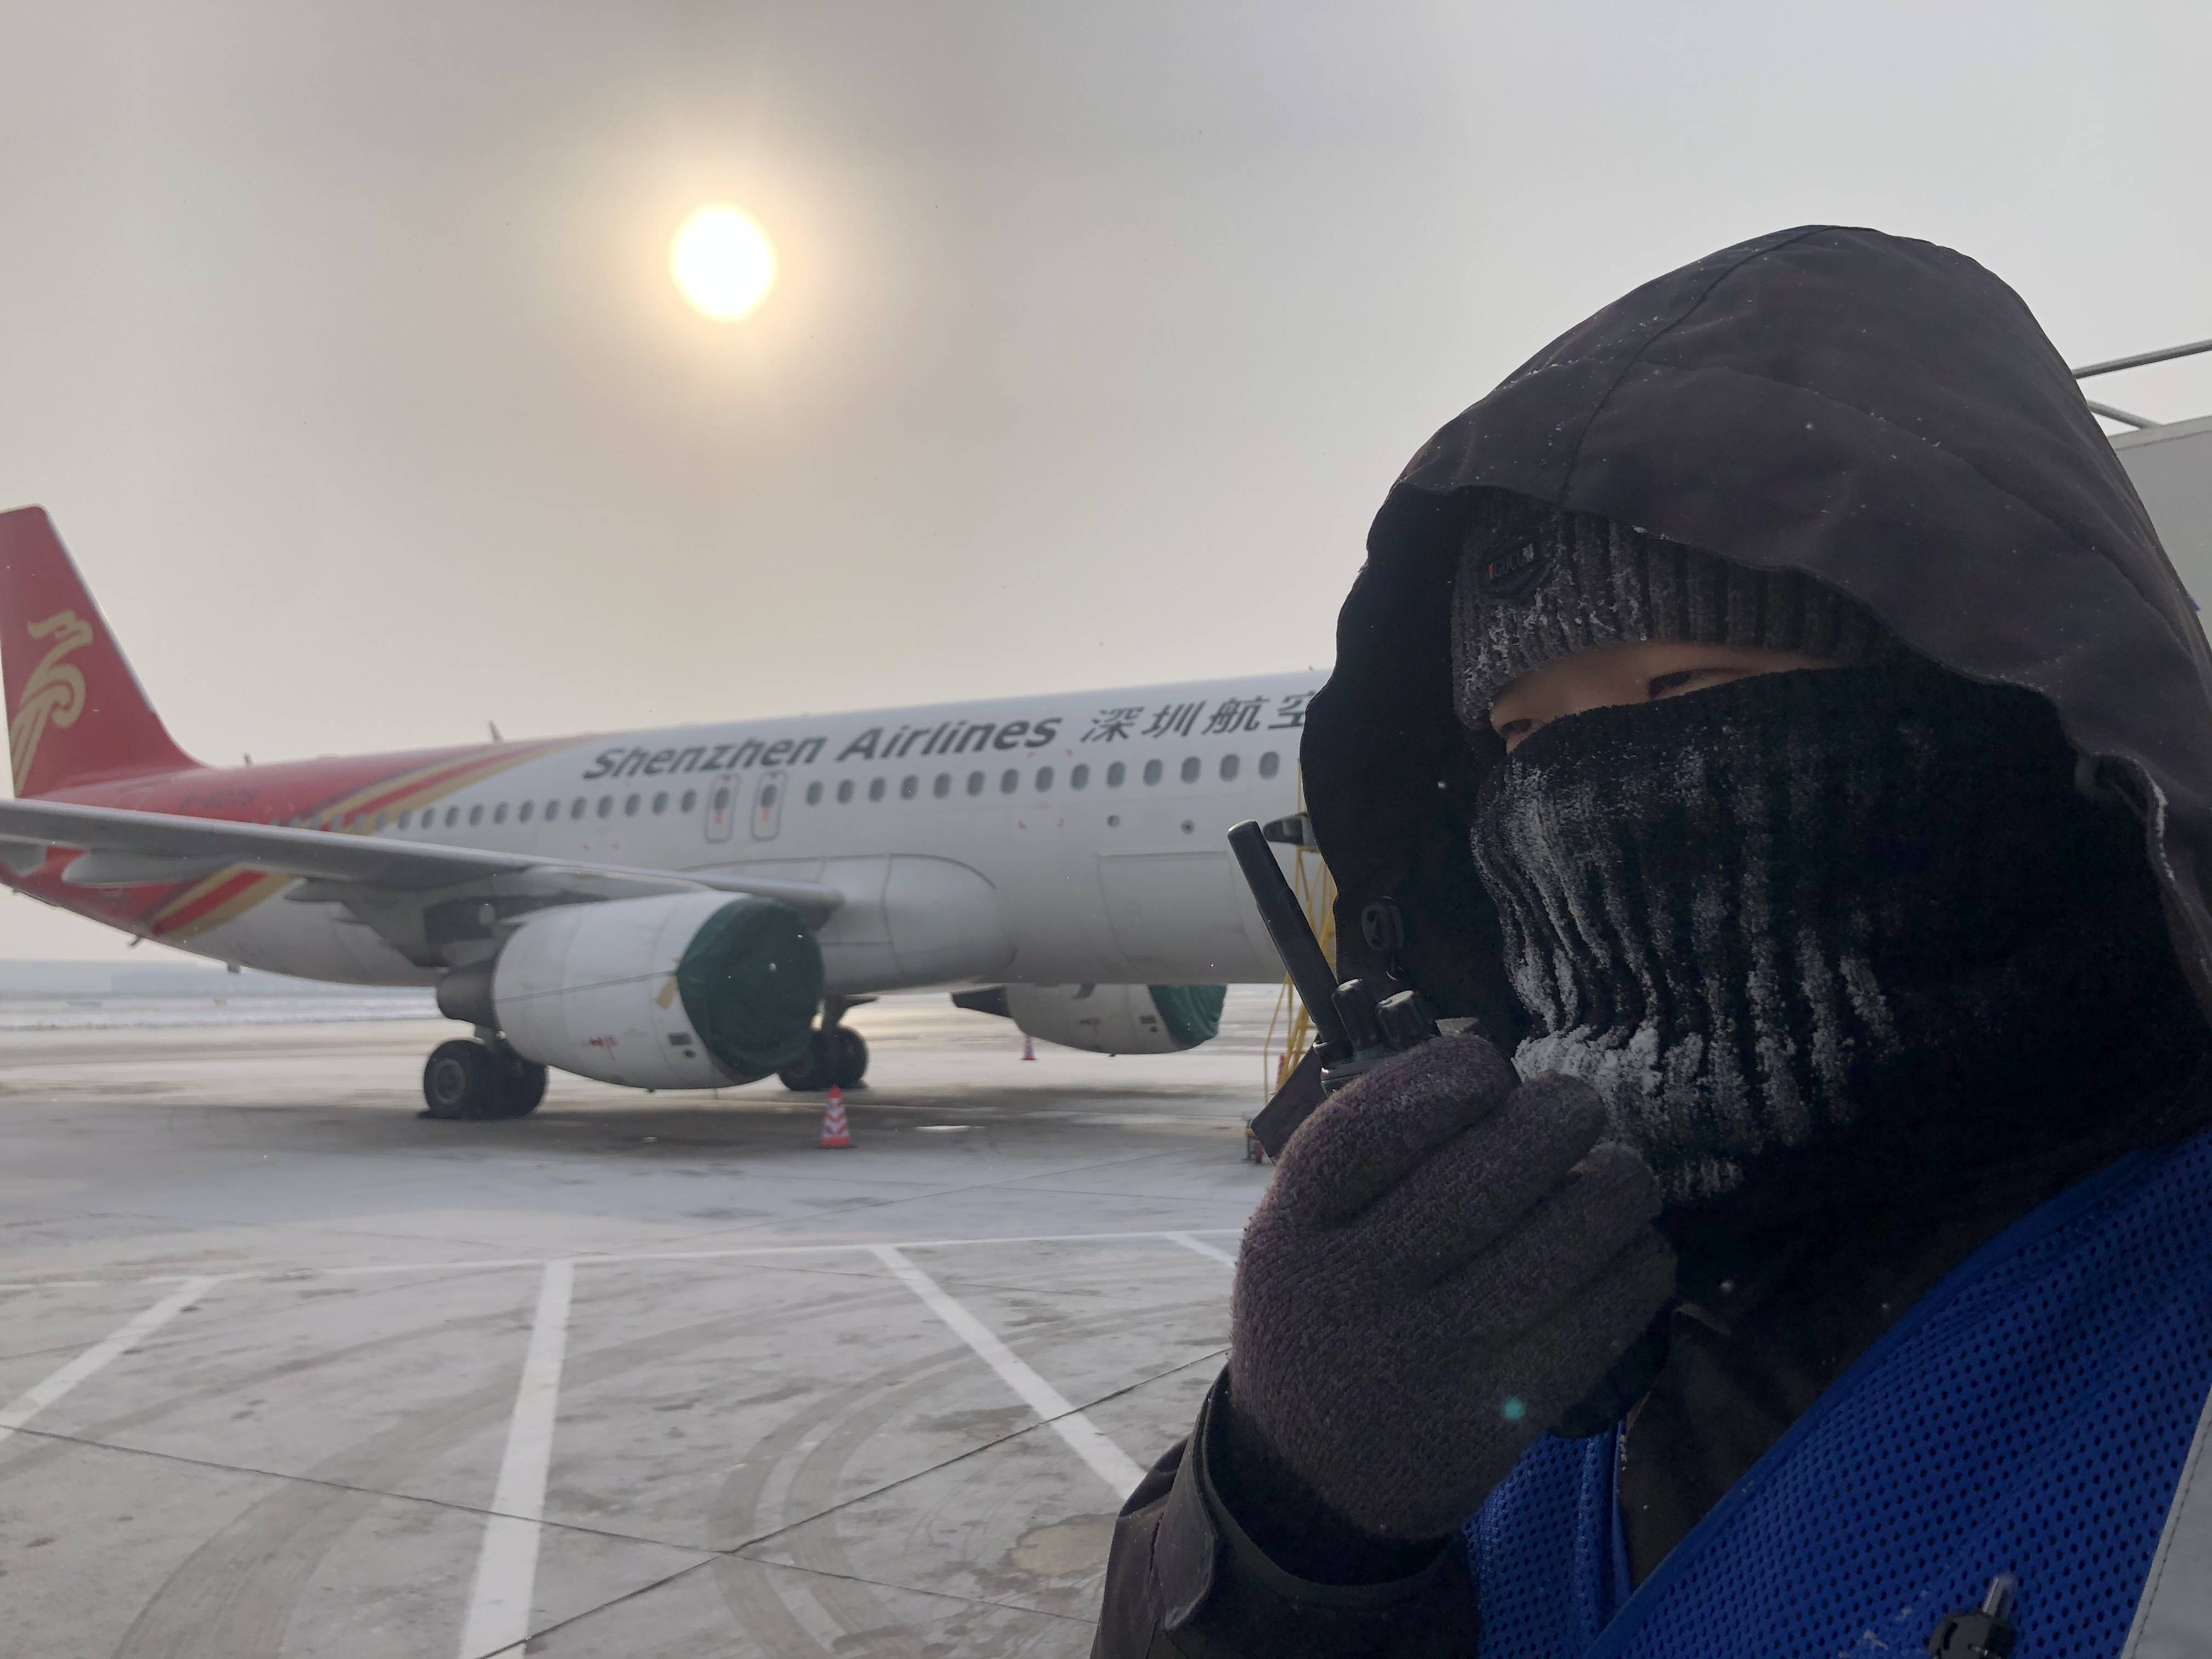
0, 507, 1319, 1118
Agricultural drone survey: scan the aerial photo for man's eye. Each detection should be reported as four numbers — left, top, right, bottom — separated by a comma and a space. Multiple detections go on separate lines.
1647, 668, 1734, 699
1493, 716, 1534, 742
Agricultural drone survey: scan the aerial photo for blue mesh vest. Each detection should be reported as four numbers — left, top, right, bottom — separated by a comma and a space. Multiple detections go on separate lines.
1464, 1128, 2212, 1658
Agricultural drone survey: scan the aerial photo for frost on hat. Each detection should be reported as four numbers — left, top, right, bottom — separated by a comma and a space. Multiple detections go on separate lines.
1451, 500, 1898, 727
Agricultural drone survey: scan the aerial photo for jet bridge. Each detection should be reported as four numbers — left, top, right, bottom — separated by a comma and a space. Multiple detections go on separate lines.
2083, 337, 2212, 617
2112, 413, 2212, 614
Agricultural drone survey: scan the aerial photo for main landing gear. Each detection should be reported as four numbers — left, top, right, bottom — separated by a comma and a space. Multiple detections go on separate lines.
778, 995, 872, 1092
421, 1036, 548, 1120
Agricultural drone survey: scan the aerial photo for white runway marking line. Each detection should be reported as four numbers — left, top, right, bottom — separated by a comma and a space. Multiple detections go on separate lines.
456, 1259, 574, 1659
0, 1276, 224, 1447
870, 1244, 1147, 1499
1166, 1232, 1238, 1267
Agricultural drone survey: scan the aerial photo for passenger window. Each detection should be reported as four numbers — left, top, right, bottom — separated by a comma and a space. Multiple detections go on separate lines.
624, 794, 641, 816
1220, 754, 1239, 781
900, 775, 918, 799
597, 795, 613, 818
805, 782, 822, 806
571, 798, 586, 820
680, 789, 698, 813
518, 802, 533, 823
1259, 751, 1280, 778
710, 786, 731, 815
445, 806, 461, 828
653, 791, 669, 814
494, 803, 509, 825
1070, 764, 1089, 789
469, 804, 484, 826
1000, 768, 1019, 794
1107, 761, 1126, 787
933, 773, 951, 798
761, 783, 779, 809
868, 777, 886, 802
837, 780, 854, 804
1180, 757, 1200, 784
1036, 766, 1054, 791
967, 770, 985, 796
398, 810, 413, 830
1144, 759, 1163, 786
374, 811, 387, 831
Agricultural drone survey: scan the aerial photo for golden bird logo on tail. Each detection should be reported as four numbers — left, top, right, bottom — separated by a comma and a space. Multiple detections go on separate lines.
10, 610, 95, 793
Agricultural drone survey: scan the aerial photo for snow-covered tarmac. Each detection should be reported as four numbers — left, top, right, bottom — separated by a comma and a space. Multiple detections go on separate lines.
0, 991, 437, 1032
0, 991, 1283, 1657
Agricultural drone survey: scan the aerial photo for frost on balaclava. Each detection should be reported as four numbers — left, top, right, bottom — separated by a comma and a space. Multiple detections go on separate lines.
1456, 509, 2205, 1222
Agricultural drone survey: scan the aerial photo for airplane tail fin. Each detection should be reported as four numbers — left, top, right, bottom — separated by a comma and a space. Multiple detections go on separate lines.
0, 507, 199, 797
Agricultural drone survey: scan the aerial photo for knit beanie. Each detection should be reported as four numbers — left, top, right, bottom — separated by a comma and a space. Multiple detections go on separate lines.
1451, 499, 1901, 725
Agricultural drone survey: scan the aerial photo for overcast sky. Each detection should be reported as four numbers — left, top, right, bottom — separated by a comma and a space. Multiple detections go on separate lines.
3, 1, 2209, 960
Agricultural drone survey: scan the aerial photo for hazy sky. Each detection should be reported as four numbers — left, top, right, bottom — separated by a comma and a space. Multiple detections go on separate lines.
3, 1, 2209, 959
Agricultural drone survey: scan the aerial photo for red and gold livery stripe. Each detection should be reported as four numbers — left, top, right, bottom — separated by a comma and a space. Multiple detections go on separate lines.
8, 737, 580, 945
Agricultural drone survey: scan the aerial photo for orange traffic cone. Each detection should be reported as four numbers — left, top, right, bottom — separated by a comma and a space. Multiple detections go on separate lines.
819, 1085, 851, 1148
1022, 1035, 1036, 1061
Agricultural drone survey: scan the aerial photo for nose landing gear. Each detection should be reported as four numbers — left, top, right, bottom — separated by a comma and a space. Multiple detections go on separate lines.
421, 1036, 548, 1120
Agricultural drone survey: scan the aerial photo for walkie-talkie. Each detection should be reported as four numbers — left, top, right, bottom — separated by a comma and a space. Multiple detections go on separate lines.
1228, 819, 1443, 1157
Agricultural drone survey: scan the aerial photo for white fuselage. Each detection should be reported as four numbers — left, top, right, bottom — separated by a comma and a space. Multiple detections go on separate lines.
182, 674, 1319, 992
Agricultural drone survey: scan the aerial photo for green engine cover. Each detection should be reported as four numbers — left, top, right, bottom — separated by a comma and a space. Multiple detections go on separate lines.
1146, 984, 1227, 1047
674, 898, 823, 1081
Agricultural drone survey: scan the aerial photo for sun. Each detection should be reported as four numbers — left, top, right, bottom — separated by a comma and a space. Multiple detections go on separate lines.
670, 206, 777, 321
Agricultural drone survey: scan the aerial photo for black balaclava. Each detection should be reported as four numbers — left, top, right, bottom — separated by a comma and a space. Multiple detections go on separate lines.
1457, 505, 2207, 1229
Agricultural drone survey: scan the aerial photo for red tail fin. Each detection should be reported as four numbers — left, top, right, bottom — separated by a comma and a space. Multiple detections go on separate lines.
0, 507, 199, 797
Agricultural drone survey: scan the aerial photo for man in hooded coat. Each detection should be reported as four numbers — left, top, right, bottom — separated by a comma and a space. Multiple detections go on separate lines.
1091, 226, 2212, 1657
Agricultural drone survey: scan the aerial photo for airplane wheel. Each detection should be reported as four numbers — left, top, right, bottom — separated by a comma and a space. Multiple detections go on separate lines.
777, 1029, 837, 1092
497, 1057, 548, 1117
422, 1039, 533, 1120
422, 1040, 493, 1119
830, 1026, 868, 1090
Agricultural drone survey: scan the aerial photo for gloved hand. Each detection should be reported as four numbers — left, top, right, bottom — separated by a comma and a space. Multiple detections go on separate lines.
1227, 1035, 1675, 1541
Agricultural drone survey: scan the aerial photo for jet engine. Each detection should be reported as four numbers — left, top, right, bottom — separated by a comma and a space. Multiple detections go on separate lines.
953, 983, 1226, 1055
439, 893, 822, 1089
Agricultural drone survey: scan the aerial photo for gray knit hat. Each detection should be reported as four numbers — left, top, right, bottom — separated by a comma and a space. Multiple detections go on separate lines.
1451, 499, 1900, 727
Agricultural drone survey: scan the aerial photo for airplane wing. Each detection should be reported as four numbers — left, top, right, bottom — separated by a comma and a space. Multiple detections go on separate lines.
0, 797, 843, 922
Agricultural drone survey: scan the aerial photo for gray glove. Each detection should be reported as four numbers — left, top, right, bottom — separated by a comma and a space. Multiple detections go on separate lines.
1228, 1035, 1675, 1541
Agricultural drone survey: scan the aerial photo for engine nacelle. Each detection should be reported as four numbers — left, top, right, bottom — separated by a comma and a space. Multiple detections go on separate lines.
962, 983, 1226, 1056
445, 893, 822, 1089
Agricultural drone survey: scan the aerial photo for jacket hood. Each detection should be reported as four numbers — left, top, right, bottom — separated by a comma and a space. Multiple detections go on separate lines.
1304, 225, 2212, 1042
